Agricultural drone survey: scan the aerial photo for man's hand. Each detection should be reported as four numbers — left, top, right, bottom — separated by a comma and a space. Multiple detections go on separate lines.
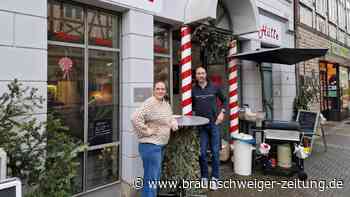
215, 111, 225, 125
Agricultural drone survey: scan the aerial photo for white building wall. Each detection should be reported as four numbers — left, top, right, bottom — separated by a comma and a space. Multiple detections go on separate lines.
0, 0, 47, 118
241, 0, 296, 120
120, 9, 154, 196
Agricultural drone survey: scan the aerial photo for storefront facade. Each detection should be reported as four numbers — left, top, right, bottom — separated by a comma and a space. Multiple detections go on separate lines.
242, 0, 296, 120
0, 0, 296, 197
296, 0, 350, 121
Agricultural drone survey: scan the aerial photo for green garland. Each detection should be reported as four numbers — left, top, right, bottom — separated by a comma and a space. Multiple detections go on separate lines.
192, 24, 236, 65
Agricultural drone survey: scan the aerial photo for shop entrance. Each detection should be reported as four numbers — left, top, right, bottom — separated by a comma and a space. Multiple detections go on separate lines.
172, 35, 238, 143
320, 61, 350, 120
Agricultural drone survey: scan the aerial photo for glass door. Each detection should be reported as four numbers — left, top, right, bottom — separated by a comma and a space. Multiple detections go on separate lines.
47, 0, 120, 193
261, 63, 273, 120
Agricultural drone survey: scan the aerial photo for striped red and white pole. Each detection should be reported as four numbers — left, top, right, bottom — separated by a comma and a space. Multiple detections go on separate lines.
228, 40, 239, 136
181, 26, 192, 116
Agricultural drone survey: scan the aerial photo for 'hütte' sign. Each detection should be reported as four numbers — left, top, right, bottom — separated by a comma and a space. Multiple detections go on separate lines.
258, 14, 282, 46
258, 25, 279, 42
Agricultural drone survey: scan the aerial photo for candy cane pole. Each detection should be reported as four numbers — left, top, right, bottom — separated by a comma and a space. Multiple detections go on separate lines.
228, 40, 239, 136
181, 26, 192, 116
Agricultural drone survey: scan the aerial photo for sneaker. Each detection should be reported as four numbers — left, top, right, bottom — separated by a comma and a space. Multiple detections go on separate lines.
210, 177, 218, 190
201, 178, 209, 189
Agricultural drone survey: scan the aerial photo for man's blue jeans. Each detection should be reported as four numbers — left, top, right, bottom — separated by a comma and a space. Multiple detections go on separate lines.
139, 143, 165, 197
198, 122, 220, 179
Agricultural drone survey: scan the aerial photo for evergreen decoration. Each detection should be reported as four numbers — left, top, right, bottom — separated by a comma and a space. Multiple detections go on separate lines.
192, 24, 236, 65
161, 127, 204, 195
0, 79, 86, 197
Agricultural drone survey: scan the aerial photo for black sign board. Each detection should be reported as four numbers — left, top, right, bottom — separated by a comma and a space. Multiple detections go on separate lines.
94, 119, 112, 136
89, 119, 113, 146
297, 111, 319, 133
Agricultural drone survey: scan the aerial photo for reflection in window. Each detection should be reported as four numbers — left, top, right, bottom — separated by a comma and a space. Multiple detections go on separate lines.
48, 45, 84, 194
154, 56, 170, 90
154, 23, 170, 54
48, 45, 84, 141
88, 50, 119, 146
72, 153, 84, 194
88, 10, 119, 48
48, 0, 121, 194
48, 0, 85, 43
86, 146, 119, 189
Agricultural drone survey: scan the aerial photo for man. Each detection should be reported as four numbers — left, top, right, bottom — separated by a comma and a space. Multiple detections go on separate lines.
192, 66, 227, 190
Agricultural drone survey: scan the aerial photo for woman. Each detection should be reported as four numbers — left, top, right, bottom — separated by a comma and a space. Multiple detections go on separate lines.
131, 81, 178, 197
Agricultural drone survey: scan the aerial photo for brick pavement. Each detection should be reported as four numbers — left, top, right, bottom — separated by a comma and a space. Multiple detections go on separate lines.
206, 119, 350, 197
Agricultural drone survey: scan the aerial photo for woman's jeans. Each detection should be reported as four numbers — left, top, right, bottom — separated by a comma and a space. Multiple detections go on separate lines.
139, 143, 165, 197
198, 122, 220, 179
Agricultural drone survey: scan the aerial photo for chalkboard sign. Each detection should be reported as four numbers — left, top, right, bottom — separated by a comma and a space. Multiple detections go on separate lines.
89, 119, 113, 146
94, 119, 112, 136
296, 110, 319, 133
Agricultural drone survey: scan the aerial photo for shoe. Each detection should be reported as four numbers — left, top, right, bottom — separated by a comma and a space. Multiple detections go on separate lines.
210, 177, 218, 190
201, 177, 209, 189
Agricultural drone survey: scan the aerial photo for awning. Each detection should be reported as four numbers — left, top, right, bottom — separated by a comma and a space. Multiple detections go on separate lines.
232, 48, 329, 65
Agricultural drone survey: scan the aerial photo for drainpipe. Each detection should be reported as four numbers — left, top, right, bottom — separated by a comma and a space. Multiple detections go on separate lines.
294, 0, 300, 98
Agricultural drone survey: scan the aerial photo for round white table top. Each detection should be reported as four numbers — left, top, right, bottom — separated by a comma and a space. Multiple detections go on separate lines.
173, 115, 209, 127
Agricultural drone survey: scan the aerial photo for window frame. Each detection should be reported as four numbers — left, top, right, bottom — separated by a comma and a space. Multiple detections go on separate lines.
316, 0, 328, 16
300, 4, 314, 27
153, 22, 173, 105
346, 0, 350, 33
339, 0, 346, 30
47, 0, 122, 195
329, 0, 338, 24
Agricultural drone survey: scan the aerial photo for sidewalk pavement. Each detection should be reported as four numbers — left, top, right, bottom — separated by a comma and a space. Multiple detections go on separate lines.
207, 118, 350, 197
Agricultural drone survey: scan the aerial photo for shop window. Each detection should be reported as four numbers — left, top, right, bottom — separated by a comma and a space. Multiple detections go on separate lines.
48, 0, 120, 194
48, 0, 85, 44
154, 23, 170, 54
154, 22, 171, 97
320, 62, 339, 113
87, 10, 119, 48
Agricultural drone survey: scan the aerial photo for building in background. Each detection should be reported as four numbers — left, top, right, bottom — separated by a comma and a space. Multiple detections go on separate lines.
295, 0, 350, 120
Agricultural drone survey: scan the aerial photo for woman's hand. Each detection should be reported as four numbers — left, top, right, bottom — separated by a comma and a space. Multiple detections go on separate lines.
171, 119, 179, 131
